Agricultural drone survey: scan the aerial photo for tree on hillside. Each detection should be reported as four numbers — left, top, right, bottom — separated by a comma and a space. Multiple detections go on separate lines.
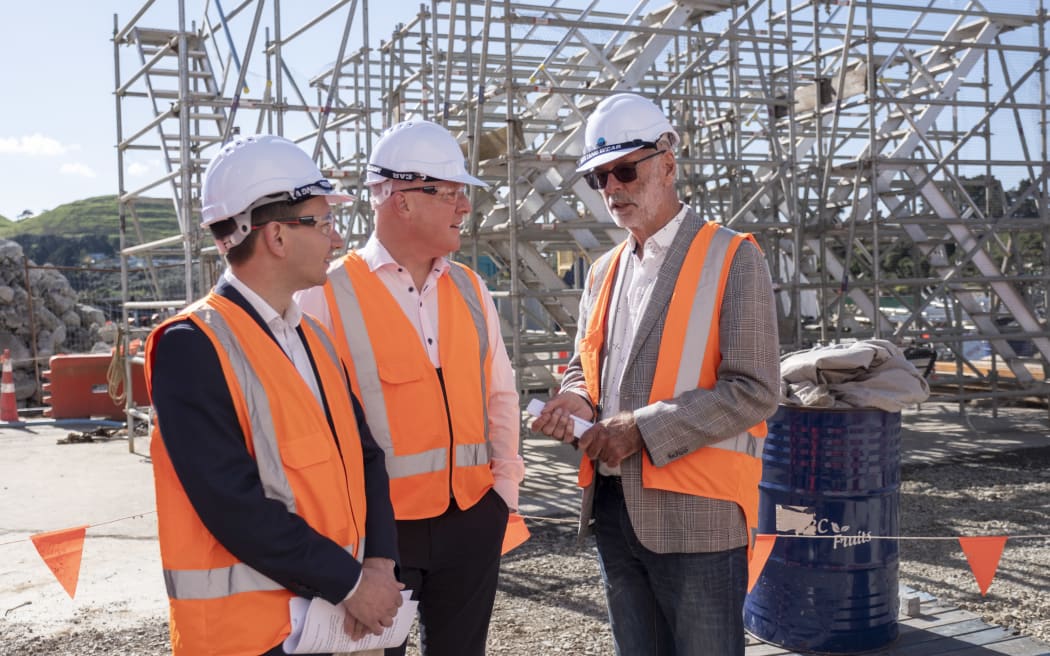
1006, 177, 1042, 219
17, 209, 34, 220
11, 233, 118, 267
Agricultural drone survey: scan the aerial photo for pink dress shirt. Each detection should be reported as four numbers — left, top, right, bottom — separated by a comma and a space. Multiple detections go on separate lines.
297, 235, 524, 510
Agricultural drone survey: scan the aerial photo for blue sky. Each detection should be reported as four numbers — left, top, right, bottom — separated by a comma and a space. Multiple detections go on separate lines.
0, 2, 406, 220
0, 4, 136, 219
1, 2, 1043, 221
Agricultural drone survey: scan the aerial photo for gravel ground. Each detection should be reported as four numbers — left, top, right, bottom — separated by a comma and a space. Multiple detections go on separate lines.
897, 445, 1050, 645
3, 446, 1048, 655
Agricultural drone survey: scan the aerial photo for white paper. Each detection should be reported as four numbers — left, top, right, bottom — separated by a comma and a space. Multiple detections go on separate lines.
283, 590, 416, 654
526, 398, 593, 438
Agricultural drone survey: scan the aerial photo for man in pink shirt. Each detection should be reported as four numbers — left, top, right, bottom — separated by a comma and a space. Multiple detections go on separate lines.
297, 120, 524, 656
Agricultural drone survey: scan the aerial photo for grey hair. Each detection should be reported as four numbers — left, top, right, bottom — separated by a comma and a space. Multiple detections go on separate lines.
657, 131, 680, 154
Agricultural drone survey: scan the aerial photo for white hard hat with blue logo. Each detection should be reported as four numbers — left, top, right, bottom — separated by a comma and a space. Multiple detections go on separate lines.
200, 134, 354, 253
577, 93, 678, 172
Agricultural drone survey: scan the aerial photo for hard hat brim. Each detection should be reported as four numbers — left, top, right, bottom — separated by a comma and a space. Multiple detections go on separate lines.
365, 171, 489, 188
576, 144, 647, 173
445, 171, 489, 188
321, 191, 356, 204
199, 191, 356, 229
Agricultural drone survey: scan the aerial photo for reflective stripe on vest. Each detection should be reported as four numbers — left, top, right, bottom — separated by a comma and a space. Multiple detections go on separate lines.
327, 262, 492, 478
583, 222, 765, 468
164, 543, 361, 600
160, 306, 363, 601
189, 305, 299, 511
660, 225, 762, 459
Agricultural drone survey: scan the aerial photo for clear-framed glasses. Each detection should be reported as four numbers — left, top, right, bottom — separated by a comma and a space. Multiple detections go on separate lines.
398, 185, 469, 204
582, 149, 666, 190
252, 211, 336, 235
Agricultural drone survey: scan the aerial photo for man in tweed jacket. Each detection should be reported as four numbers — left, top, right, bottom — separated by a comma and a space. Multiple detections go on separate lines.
532, 93, 780, 655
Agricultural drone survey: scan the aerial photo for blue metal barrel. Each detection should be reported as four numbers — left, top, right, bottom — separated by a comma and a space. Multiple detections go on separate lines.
744, 405, 901, 653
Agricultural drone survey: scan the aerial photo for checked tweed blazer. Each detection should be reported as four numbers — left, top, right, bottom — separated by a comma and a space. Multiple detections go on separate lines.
562, 208, 781, 554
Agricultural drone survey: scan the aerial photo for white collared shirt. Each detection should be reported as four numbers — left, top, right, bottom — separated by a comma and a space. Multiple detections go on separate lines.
599, 202, 687, 475
224, 269, 323, 406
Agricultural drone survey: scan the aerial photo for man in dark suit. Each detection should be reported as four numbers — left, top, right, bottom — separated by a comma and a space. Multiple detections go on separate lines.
532, 93, 780, 656
146, 134, 403, 655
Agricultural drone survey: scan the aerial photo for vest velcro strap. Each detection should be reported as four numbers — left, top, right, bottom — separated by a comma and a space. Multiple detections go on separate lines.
388, 448, 447, 478
190, 302, 298, 513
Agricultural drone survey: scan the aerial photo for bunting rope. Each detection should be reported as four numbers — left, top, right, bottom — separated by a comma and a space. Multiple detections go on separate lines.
5, 510, 1043, 599
519, 514, 578, 525
2, 509, 1047, 546
0, 510, 156, 547
753, 534, 1050, 540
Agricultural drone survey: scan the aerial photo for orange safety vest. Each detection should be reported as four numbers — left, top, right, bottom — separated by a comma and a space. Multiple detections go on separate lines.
145, 292, 368, 656
323, 253, 494, 520
577, 222, 767, 543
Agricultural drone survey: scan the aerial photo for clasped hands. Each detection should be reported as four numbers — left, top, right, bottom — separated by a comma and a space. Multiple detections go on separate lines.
340, 557, 405, 640
530, 392, 643, 468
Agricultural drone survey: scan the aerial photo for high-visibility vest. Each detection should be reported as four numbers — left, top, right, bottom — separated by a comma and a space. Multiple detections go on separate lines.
323, 253, 494, 520
577, 222, 767, 543
145, 292, 368, 656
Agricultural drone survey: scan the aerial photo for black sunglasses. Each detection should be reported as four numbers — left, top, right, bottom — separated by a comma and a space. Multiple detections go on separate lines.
583, 149, 666, 190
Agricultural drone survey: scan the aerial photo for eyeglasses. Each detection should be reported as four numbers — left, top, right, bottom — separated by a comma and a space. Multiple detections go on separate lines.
252, 212, 336, 235
398, 185, 469, 205
582, 149, 666, 190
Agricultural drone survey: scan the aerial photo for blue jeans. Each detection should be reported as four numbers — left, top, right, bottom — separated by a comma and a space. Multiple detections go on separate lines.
592, 475, 747, 656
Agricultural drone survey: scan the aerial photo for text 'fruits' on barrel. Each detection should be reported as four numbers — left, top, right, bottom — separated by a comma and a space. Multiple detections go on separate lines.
744, 405, 901, 654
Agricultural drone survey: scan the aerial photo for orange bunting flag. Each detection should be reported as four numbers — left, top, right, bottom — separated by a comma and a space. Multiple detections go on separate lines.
747, 534, 777, 593
30, 525, 89, 599
501, 513, 531, 555
959, 535, 1008, 596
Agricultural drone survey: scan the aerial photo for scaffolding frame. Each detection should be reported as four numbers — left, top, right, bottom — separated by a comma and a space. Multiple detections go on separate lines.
114, 0, 1050, 441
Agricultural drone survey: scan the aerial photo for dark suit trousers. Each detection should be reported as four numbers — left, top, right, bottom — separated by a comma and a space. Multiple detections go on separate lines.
386, 488, 509, 656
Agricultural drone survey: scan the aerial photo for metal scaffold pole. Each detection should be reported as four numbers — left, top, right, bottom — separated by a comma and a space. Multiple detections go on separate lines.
113, 0, 1050, 419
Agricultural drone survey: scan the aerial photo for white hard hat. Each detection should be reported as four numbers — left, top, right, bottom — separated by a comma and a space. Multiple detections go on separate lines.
365, 120, 487, 187
200, 134, 353, 253
576, 93, 678, 171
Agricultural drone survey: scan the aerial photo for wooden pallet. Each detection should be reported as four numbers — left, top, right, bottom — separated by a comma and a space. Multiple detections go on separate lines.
932, 360, 1046, 381
745, 587, 1050, 656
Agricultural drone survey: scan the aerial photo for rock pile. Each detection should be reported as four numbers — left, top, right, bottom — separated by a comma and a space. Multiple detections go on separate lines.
0, 238, 110, 404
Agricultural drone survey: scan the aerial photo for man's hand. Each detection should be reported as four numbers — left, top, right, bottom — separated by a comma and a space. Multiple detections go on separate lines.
341, 558, 404, 639
530, 392, 594, 446
578, 411, 643, 468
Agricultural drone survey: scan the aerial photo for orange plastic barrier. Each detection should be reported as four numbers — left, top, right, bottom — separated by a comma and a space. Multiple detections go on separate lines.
42, 354, 149, 420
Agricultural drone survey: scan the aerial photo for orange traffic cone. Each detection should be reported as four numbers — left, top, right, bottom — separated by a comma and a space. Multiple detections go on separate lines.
1, 349, 18, 422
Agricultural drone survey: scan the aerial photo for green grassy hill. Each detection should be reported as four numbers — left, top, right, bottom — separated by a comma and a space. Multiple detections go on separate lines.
0, 195, 178, 241
0, 196, 180, 266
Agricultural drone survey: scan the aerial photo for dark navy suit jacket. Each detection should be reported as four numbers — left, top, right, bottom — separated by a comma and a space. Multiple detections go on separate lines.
149, 281, 398, 608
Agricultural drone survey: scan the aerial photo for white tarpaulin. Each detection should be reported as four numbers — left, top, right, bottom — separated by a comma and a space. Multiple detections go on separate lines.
780, 339, 930, 411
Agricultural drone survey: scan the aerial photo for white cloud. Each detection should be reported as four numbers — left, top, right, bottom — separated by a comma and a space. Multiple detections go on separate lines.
127, 161, 152, 177
0, 133, 72, 157
60, 162, 97, 178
